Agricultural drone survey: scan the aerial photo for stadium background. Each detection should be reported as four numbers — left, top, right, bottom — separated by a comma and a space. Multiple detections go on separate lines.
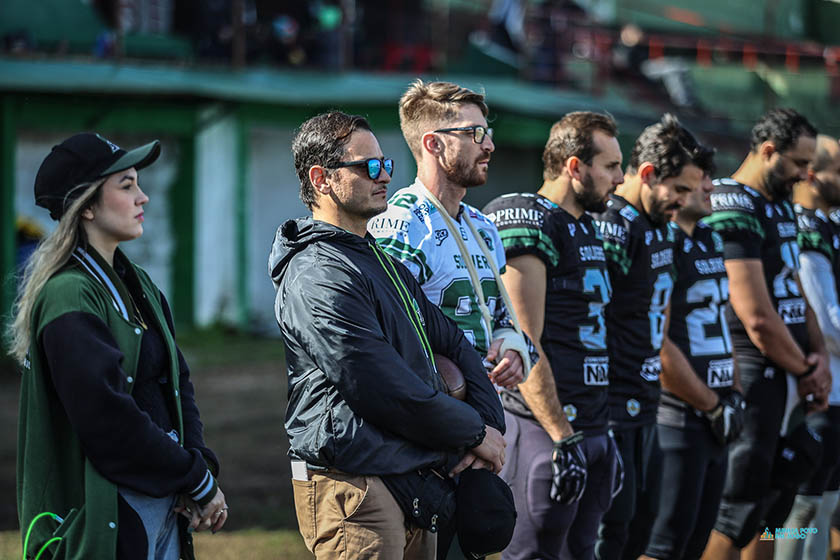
1, 0, 839, 556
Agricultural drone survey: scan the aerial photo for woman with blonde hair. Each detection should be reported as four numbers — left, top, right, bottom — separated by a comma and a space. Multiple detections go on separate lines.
10, 133, 227, 559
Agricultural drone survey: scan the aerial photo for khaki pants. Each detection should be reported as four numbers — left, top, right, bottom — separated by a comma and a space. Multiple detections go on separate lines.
292, 471, 436, 560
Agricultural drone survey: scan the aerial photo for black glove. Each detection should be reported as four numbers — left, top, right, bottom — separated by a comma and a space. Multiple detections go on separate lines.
705, 391, 746, 446
608, 430, 624, 499
550, 432, 587, 504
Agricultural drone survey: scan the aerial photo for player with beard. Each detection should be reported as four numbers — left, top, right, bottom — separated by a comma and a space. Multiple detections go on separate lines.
702, 109, 829, 560
641, 148, 747, 560
481, 112, 625, 560
370, 80, 533, 557
774, 135, 840, 560
592, 114, 705, 560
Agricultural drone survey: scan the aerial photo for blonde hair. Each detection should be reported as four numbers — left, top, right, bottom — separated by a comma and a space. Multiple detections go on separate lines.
398, 79, 488, 159
6, 180, 103, 364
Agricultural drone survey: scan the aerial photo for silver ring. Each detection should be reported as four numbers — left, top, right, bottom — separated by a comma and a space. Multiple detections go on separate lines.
223, 506, 229, 511
806, 393, 815, 402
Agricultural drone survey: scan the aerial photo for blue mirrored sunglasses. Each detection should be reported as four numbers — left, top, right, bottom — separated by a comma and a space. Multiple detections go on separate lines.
328, 157, 394, 180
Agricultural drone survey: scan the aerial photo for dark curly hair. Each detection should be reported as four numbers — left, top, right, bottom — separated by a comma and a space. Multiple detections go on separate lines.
750, 108, 817, 154
628, 114, 710, 181
542, 111, 619, 182
292, 112, 371, 210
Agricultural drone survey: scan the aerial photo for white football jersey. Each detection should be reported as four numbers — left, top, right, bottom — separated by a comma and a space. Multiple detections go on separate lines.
369, 180, 507, 354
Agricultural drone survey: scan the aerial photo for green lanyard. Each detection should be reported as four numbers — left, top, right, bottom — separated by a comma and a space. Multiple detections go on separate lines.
370, 242, 437, 373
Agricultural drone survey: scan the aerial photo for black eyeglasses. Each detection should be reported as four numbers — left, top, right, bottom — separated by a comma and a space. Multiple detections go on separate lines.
327, 157, 394, 180
433, 125, 494, 144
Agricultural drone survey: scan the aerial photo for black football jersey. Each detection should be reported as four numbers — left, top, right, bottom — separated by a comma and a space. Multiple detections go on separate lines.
706, 179, 808, 359
592, 194, 675, 428
798, 204, 840, 305
798, 205, 840, 274
483, 193, 611, 433
658, 221, 735, 429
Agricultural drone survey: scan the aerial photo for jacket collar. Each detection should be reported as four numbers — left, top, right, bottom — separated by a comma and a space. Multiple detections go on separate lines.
71, 245, 135, 323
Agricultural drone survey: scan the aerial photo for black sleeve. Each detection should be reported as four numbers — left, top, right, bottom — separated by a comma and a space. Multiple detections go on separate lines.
41, 312, 217, 505
281, 260, 488, 451
398, 262, 506, 434
159, 293, 220, 477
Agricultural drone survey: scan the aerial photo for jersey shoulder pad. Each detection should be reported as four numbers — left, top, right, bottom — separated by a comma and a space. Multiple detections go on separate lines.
593, 206, 631, 247
371, 188, 437, 283
369, 199, 432, 240
710, 182, 757, 213
484, 194, 560, 267
796, 204, 834, 258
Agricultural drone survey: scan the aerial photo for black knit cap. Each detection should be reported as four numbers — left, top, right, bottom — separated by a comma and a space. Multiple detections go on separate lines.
34, 132, 160, 220
457, 468, 517, 559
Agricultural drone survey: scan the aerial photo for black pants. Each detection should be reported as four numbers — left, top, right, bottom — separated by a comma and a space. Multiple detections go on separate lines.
500, 412, 618, 560
801, 406, 840, 495
714, 356, 788, 548
596, 422, 663, 560
645, 423, 727, 559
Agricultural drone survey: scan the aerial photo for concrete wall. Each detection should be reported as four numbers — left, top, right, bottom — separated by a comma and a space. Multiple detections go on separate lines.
194, 114, 238, 326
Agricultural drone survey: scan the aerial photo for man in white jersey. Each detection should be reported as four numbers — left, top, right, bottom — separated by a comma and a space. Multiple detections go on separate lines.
371, 79, 531, 389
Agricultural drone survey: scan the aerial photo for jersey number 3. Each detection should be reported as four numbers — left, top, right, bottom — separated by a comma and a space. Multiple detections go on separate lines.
580, 268, 612, 350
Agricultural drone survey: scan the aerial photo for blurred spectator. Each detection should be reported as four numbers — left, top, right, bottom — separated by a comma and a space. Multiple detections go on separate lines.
15, 216, 44, 273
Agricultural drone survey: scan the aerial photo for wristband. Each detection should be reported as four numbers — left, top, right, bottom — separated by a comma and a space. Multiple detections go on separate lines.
796, 363, 817, 380
554, 432, 584, 449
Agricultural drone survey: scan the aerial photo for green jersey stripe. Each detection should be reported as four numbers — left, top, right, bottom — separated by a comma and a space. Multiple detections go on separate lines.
498, 227, 561, 267
375, 237, 434, 284
798, 230, 834, 259
705, 211, 765, 239
602, 240, 632, 276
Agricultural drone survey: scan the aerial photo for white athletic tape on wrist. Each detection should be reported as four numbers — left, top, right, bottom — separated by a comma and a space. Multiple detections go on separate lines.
493, 327, 531, 381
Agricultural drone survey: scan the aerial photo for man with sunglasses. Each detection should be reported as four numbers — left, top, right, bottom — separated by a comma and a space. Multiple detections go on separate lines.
371, 80, 533, 556
270, 111, 506, 560
371, 79, 532, 392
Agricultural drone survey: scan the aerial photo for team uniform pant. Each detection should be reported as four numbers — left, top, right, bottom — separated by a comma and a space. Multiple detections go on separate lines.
292, 471, 435, 560
596, 421, 663, 560
499, 411, 618, 560
774, 406, 840, 560
644, 423, 727, 559
715, 356, 789, 548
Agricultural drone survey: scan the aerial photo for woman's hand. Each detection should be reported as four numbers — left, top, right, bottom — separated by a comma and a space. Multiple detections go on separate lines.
175, 488, 228, 533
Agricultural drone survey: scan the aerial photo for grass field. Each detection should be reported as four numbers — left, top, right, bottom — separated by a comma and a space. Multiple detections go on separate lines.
0, 528, 310, 560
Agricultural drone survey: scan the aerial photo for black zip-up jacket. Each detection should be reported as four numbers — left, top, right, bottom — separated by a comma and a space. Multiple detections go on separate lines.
269, 218, 505, 475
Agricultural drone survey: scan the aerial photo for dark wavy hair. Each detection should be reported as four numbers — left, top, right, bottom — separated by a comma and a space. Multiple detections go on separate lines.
750, 108, 817, 154
292, 111, 371, 210
628, 113, 710, 180
542, 111, 619, 181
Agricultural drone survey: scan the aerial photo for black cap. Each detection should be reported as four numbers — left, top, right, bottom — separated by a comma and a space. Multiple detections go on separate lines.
457, 469, 516, 559
34, 132, 161, 220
